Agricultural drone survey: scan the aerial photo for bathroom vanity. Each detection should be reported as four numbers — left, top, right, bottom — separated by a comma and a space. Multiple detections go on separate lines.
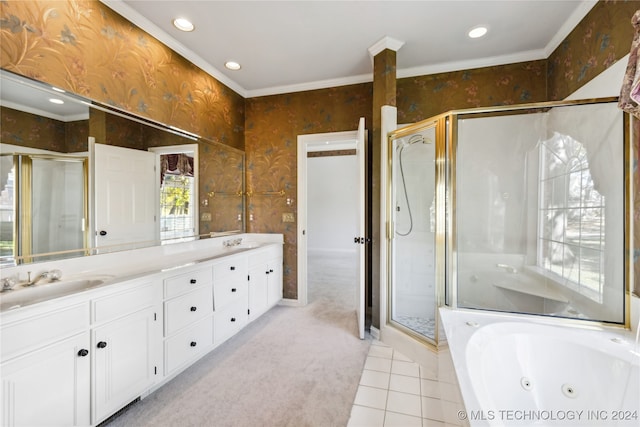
0, 234, 283, 426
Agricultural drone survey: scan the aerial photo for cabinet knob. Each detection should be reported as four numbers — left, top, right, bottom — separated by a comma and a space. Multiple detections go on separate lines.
77, 349, 89, 357
190, 306, 197, 312
231, 287, 237, 292
99, 230, 107, 236
266, 271, 270, 275
230, 317, 236, 322
269, 269, 274, 273
230, 266, 236, 271
190, 341, 197, 347
97, 341, 107, 349
190, 279, 197, 284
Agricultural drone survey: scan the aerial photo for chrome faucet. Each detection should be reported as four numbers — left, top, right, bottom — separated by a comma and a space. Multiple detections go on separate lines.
496, 263, 518, 274
24, 269, 62, 286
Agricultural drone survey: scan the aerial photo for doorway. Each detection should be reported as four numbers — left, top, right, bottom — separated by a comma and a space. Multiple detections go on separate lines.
297, 121, 366, 339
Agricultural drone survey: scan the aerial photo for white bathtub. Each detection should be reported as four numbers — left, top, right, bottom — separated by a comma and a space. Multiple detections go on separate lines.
440, 308, 640, 426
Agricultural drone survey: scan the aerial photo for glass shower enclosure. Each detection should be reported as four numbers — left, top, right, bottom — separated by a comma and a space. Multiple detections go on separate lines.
387, 98, 632, 347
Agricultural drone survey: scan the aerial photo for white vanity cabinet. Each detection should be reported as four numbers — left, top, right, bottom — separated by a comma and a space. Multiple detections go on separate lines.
213, 254, 249, 345
0, 236, 284, 426
162, 265, 214, 375
90, 279, 163, 425
248, 244, 283, 321
0, 303, 91, 426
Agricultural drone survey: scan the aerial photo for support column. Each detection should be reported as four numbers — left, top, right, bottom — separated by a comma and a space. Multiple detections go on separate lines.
369, 37, 403, 331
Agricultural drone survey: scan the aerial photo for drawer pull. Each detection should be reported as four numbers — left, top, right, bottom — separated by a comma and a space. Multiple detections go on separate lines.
97, 341, 107, 349
230, 317, 236, 322
190, 279, 197, 284
190, 341, 197, 347
230, 266, 236, 271
190, 306, 197, 312
231, 288, 237, 292
77, 349, 89, 357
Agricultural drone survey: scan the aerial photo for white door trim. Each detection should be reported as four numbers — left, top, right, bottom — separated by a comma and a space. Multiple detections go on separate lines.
297, 130, 358, 307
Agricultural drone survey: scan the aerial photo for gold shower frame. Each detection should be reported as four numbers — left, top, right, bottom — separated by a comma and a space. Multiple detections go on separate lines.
386, 97, 633, 349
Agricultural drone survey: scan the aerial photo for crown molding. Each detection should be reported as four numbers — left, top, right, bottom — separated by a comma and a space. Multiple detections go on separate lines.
99, 0, 248, 98
0, 100, 90, 122
368, 36, 406, 58
246, 73, 373, 98
397, 48, 548, 80
543, 0, 598, 57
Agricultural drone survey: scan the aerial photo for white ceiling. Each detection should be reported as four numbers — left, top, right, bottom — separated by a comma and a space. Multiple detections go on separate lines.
104, 1, 597, 98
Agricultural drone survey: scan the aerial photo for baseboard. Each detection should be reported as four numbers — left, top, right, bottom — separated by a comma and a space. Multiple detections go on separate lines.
278, 298, 303, 307
370, 326, 380, 340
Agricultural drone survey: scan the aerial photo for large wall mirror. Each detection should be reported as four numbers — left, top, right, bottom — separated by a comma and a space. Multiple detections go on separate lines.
0, 70, 245, 267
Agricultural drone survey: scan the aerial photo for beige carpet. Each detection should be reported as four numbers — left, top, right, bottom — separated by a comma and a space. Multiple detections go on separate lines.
105, 252, 370, 427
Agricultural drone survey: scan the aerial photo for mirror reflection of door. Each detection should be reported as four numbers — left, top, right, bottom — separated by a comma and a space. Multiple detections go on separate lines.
93, 142, 156, 250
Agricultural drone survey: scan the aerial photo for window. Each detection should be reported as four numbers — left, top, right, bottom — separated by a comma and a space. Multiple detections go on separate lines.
538, 132, 604, 302
160, 174, 195, 240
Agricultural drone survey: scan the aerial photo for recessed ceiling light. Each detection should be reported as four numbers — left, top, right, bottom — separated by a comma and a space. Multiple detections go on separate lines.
225, 61, 241, 71
51, 86, 65, 93
468, 26, 488, 39
173, 17, 194, 32
49, 98, 64, 105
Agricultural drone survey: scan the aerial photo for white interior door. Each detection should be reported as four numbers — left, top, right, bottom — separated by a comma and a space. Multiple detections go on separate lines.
93, 143, 156, 248
355, 117, 366, 340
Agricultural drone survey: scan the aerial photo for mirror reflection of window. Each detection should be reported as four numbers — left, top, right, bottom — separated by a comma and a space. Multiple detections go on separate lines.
160, 153, 195, 240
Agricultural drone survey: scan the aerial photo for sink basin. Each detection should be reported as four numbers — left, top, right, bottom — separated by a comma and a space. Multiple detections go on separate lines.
0, 278, 107, 311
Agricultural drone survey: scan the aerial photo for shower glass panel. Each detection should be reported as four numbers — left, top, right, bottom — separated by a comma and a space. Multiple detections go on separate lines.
31, 157, 86, 260
389, 126, 438, 341
454, 101, 627, 324
1, 154, 88, 264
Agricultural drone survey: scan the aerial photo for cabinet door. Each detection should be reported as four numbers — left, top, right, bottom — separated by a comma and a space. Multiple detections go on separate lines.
92, 306, 159, 424
249, 264, 268, 321
1, 333, 90, 427
267, 258, 283, 307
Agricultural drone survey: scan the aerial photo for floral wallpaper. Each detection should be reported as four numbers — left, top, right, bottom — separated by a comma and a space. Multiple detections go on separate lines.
397, 60, 548, 123
1, 0, 636, 299
0, 105, 85, 152
548, 0, 639, 101
245, 83, 373, 298
199, 143, 244, 235
0, 0, 244, 151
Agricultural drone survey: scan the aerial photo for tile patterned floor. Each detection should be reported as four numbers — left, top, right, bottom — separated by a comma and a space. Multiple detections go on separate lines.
348, 340, 467, 427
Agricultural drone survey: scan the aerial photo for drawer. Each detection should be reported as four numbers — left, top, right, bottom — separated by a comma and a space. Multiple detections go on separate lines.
164, 266, 212, 299
164, 316, 213, 375
213, 256, 248, 282
248, 244, 282, 266
164, 285, 213, 336
92, 281, 160, 324
213, 302, 247, 345
1, 302, 89, 361
213, 276, 247, 311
